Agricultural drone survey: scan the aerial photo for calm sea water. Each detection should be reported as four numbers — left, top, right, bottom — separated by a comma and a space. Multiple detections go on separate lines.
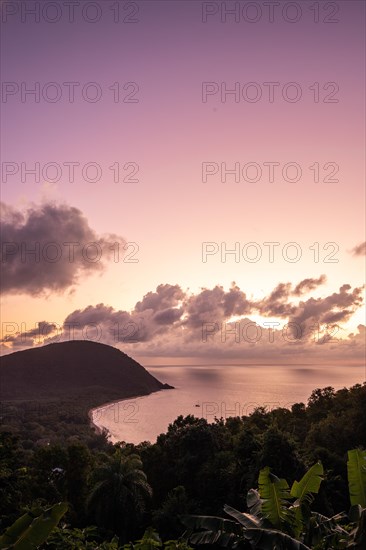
91, 365, 365, 444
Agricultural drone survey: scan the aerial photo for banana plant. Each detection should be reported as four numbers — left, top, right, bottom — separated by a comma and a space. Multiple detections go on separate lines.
290, 462, 324, 538
181, 453, 366, 549
345, 449, 366, 549
347, 506, 366, 549
0, 502, 67, 549
180, 514, 241, 547
181, 463, 326, 548
347, 449, 366, 508
258, 466, 295, 532
223, 504, 310, 550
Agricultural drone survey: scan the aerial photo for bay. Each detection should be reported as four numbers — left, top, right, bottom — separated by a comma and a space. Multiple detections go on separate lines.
91, 364, 365, 444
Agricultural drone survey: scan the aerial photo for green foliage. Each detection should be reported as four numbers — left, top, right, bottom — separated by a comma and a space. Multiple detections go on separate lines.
163, 540, 192, 550
259, 427, 304, 482
87, 450, 152, 541
41, 526, 119, 549
0, 503, 67, 549
291, 462, 324, 502
290, 462, 324, 538
304, 511, 349, 548
182, 458, 366, 549
224, 463, 326, 547
123, 529, 192, 550
0, 432, 29, 527
1, 383, 366, 547
258, 467, 294, 530
0, 399, 111, 451
180, 514, 240, 547
347, 449, 366, 508
347, 506, 366, 549
123, 528, 162, 550
66, 443, 92, 524
152, 487, 191, 540
183, 503, 311, 549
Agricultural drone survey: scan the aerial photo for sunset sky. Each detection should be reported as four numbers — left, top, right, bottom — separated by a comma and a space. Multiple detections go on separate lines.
1, 0, 365, 365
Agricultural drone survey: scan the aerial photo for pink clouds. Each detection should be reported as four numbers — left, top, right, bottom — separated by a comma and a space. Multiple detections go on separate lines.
1, 279, 364, 364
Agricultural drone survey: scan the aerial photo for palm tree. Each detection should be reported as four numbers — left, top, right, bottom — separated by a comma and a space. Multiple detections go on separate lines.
87, 450, 152, 541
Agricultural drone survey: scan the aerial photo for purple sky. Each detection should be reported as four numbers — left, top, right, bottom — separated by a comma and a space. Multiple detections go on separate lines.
0, 0, 365, 365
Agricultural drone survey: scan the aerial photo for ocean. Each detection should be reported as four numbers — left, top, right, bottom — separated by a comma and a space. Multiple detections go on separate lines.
91, 364, 365, 445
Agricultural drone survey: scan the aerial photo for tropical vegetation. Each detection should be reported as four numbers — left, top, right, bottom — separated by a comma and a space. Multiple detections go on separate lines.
0, 383, 365, 548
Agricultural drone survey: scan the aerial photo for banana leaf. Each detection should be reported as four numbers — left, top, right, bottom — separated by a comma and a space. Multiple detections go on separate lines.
0, 502, 68, 549
347, 449, 366, 508
258, 467, 294, 529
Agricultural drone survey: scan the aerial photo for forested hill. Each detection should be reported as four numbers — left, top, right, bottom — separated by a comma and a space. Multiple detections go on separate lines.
0, 340, 172, 401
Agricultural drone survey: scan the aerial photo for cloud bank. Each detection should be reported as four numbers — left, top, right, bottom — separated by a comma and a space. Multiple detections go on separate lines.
2, 279, 364, 363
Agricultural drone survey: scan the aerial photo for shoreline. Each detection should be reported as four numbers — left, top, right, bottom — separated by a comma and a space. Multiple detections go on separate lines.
88, 387, 174, 440
88, 408, 109, 437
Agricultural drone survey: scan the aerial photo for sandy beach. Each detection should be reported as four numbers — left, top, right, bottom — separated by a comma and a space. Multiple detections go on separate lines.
88, 388, 174, 440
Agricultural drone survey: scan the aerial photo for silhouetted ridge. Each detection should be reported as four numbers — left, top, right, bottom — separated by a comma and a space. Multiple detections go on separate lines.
0, 341, 173, 401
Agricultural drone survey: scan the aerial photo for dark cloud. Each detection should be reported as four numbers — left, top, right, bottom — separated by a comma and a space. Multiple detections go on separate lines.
257, 283, 294, 317
182, 284, 252, 329
153, 308, 183, 325
134, 284, 184, 312
63, 304, 142, 341
293, 275, 327, 296
63, 301, 168, 344
321, 311, 351, 324
56, 284, 251, 346
222, 283, 252, 317
62, 285, 186, 343
0, 202, 125, 295
63, 303, 120, 328
351, 241, 366, 256
288, 284, 364, 339
258, 276, 328, 317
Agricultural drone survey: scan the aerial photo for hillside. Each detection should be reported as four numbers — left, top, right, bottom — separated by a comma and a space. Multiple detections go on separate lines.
0, 340, 172, 402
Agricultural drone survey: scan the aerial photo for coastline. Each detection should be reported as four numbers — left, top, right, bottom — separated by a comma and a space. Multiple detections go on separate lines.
88, 408, 109, 437
88, 387, 174, 440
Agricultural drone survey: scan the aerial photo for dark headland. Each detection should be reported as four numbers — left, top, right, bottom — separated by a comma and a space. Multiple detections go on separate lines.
0, 341, 173, 442
0, 340, 173, 401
